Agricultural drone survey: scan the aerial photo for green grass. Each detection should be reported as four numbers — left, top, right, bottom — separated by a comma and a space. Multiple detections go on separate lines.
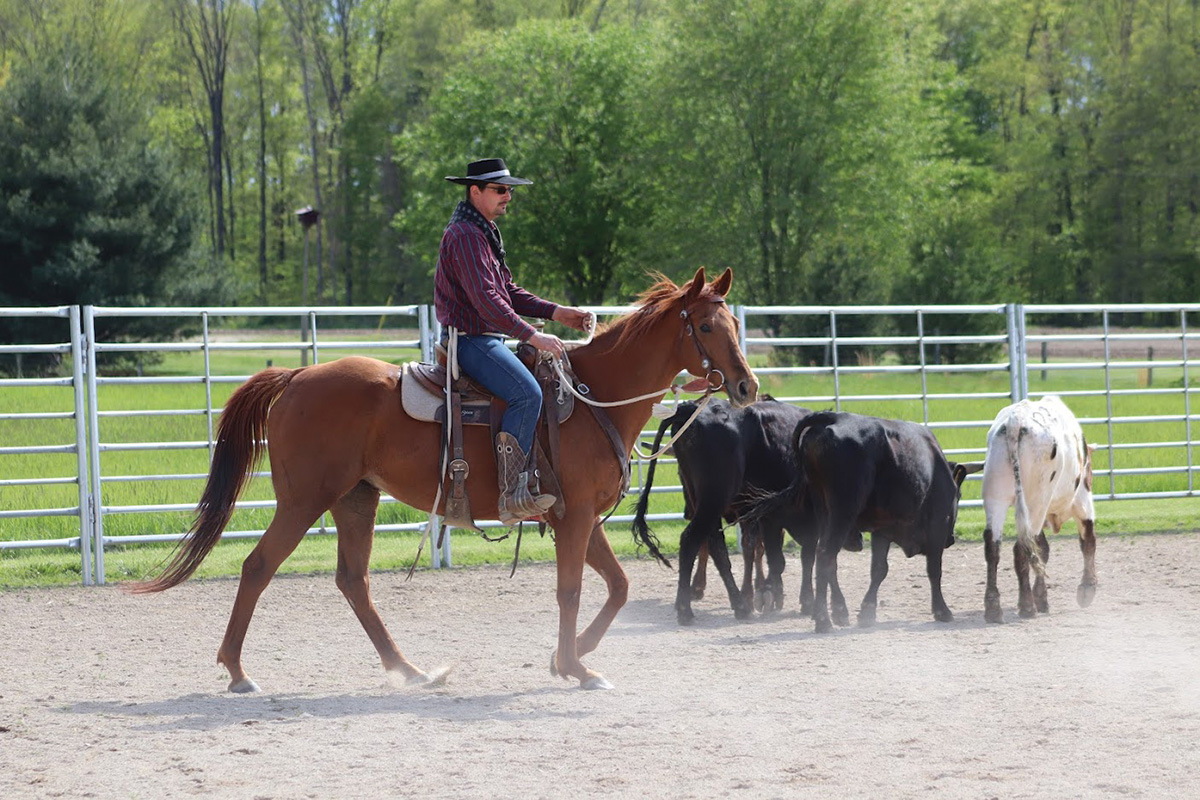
3, 342, 1199, 589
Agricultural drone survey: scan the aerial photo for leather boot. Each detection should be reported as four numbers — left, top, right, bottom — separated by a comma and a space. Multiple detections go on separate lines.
495, 431, 556, 526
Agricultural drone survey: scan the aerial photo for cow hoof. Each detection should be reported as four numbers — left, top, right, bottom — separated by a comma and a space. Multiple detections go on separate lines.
1077, 582, 1097, 608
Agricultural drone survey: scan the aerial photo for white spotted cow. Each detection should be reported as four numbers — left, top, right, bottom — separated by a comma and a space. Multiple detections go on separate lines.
981, 395, 1097, 623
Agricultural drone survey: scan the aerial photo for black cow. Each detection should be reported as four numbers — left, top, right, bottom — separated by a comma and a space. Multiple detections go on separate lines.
747, 410, 981, 633
632, 398, 855, 625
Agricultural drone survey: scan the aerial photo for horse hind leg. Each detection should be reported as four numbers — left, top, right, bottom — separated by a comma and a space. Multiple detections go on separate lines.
331, 482, 446, 688
217, 500, 329, 693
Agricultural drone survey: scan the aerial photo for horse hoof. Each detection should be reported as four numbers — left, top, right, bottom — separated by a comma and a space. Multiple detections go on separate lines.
985, 607, 1005, 624
581, 675, 614, 691
857, 611, 877, 628
1077, 582, 1097, 608
814, 618, 833, 634
228, 678, 261, 694
676, 607, 695, 626
690, 587, 705, 601
550, 652, 559, 677
409, 666, 452, 688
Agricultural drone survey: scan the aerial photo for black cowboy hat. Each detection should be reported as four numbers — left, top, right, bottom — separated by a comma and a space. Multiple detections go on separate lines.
444, 158, 533, 186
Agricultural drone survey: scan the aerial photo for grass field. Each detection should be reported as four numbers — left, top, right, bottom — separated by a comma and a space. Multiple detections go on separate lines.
3, 335, 1198, 589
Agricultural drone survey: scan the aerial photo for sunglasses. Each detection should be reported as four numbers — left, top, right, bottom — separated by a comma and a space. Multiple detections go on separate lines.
485, 185, 514, 196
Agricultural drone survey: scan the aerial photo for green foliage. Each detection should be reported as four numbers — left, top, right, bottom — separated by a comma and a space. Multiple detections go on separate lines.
395, 19, 662, 304
0, 37, 228, 373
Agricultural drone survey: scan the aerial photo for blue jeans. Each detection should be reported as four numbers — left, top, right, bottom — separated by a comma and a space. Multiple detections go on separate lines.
455, 334, 541, 454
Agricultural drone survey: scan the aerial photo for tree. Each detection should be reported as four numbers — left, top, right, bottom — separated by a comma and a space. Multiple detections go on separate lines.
395, 20, 661, 305
650, 0, 941, 336
0, 44, 226, 372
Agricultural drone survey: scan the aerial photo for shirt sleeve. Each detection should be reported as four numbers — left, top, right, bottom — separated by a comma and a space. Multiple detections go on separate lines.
444, 225, 543, 340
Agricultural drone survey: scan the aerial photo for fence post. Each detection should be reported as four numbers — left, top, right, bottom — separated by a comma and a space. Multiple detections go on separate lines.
1005, 303, 1025, 401
82, 305, 106, 585
69, 306, 94, 586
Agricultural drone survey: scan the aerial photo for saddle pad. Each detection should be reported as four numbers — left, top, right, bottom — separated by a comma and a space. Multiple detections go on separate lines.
401, 362, 447, 422
401, 360, 576, 425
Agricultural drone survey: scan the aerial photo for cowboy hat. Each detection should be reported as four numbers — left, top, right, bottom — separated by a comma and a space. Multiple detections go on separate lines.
444, 158, 533, 186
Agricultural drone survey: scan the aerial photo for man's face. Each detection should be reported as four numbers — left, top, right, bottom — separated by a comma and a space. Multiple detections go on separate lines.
472, 183, 514, 221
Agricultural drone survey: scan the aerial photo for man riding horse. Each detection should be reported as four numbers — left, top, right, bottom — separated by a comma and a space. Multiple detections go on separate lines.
436, 158, 591, 525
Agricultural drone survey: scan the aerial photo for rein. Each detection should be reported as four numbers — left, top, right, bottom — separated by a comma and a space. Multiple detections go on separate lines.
551, 307, 726, 461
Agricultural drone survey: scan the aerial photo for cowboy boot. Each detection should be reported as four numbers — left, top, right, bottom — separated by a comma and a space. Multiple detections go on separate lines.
495, 431, 556, 526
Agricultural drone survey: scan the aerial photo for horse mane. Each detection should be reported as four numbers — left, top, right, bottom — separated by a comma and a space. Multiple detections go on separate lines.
589, 272, 717, 354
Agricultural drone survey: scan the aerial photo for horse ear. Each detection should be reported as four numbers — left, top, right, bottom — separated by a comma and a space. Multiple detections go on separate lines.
685, 266, 707, 302
711, 268, 733, 297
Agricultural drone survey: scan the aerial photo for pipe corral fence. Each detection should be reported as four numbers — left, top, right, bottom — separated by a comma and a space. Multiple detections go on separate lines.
2, 303, 1197, 585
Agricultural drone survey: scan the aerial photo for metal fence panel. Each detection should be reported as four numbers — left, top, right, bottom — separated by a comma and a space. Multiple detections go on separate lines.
0, 306, 93, 583
3, 302, 1199, 586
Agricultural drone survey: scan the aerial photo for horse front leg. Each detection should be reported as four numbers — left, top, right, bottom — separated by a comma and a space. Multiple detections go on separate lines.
550, 513, 613, 690
574, 521, 629, 664
331, 483, 445, 688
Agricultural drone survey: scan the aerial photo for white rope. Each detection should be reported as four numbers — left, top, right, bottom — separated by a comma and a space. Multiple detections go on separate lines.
547, 355, 717, 462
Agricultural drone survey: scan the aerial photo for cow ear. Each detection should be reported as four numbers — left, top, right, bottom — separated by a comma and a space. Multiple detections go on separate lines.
711, 267, 733, 297
684, 266, 707, 303
951, 461, 984, 488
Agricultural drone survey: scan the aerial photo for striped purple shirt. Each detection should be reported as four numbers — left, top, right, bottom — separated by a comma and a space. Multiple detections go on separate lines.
434, 202, 557, 341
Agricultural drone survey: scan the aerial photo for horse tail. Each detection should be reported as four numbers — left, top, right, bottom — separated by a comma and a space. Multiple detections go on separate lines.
631, 408, 686, 569
128, 367, 298, 593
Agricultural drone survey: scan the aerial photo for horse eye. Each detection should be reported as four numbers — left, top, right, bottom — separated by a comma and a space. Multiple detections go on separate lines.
700, 323, 712, 333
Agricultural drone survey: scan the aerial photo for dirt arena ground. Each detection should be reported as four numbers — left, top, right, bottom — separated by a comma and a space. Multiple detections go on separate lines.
2, 532, 1198, 799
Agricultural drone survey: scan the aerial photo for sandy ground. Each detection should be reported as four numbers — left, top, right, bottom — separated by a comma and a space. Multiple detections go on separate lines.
2, 532, 1198, 799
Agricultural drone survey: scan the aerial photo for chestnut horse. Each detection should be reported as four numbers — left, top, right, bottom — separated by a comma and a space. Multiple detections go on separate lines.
132, 267, 758, 692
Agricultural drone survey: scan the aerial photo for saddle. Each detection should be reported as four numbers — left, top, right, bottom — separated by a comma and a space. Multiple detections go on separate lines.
400, 341, 578, 530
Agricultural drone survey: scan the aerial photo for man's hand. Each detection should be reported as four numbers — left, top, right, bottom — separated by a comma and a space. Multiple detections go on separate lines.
552, 306, 593, 333
527, 331, 566, 358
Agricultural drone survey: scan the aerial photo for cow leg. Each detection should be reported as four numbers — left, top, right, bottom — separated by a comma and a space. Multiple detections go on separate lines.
1014, 540, 1036, 618
707, 525, 752, 620
739, 523, 759, 612
858, 533, 890, 627
1077, 518, 1098, 608
760, 525, 785, 613
691, 540, 709, 601
797, 534, 816, 617
926, 545, 954, 622
828, 538, 850, 625
812, 529, 846, 633
674, 520, 706, 625
983, 527, 1004, 623
1033, 530, 1051, 613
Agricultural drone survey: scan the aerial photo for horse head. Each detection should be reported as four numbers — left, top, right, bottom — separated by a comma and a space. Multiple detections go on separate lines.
678, 266, 759, 408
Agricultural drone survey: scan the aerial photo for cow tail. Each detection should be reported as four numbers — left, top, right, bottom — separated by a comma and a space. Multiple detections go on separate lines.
631, 412, 677, 568
741, 414, 821, 528
1006, 421, 1043, 572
